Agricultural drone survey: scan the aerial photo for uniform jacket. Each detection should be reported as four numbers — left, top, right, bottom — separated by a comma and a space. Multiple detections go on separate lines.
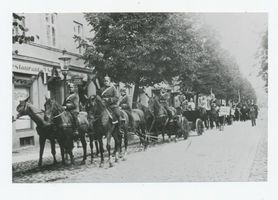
100, 85, 119, 108
119, 94, 131, 110
63, 92, 80, 113
159, 92, 170, 106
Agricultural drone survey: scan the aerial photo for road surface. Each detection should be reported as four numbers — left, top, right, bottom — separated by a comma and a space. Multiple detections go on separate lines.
13, 112, 267, 183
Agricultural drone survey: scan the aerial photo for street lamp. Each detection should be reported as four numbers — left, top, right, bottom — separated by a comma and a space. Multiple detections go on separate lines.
58, 49, 71, 98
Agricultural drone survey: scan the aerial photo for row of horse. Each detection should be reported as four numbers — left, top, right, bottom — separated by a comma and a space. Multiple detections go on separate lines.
15, 95, 189, 168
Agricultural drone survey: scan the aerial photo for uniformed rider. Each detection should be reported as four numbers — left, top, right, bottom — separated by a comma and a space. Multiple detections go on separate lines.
159, 87, 173, 121
63, 82, 79, 136
99, 75, 121, 129
119, 88, 134, 130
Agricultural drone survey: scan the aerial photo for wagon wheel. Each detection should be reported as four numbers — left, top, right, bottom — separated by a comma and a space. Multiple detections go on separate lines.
196, 118, 204, 136
182, 117, 190, 140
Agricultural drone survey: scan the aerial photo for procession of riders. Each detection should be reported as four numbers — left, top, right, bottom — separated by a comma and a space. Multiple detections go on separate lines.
65, 75, 259, 136
15, 74, 259, 167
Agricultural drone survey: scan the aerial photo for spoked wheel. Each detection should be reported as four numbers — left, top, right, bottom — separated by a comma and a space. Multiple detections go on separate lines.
196, 118, 204, 136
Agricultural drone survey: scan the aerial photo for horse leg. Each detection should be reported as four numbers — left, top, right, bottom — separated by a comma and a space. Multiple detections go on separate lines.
117, 129, 123, 157
140, 122, 148, 150
112, 128, 120, 164
106, 131, 113, 167
58, 140, 65, 165
95, 140, 99, 157
89, 135, 94, 163
99, 138, 104, 168
122, 127, 128, 160
38, 136, 46, 167
50, 138, 57, 165
80, 132, 87, 165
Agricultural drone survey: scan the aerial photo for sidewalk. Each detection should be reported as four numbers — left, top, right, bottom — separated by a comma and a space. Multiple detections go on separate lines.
12, 135, 140, 164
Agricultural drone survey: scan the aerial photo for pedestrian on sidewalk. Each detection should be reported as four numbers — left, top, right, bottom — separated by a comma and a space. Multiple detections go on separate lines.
249, 100, 258, 127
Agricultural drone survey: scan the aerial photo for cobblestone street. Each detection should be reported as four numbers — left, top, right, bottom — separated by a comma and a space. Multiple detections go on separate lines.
13, 112, 267, 183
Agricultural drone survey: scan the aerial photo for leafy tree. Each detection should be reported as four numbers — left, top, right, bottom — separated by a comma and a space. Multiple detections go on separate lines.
12, 13, 34, 44
258, 30, 268, 92
76, 13, 198, 104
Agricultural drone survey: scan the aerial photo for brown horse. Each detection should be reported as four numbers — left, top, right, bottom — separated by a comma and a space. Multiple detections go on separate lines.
148, 96, 177, 142
44, 98, 89, 165
119, 107, 149, 154
86, 94, 121, 167
16, 97, 58, 167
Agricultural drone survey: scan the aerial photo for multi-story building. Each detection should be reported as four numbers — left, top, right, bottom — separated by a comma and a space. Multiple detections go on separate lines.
12, 13, 97, 149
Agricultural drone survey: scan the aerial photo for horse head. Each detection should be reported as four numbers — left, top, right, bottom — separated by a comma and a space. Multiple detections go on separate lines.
44, 97, 64, 122
86, 94, 106, 115
16, 96, 31, 119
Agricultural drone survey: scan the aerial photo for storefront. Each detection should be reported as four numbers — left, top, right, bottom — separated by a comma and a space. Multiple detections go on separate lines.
12, 57, 95, 149
12, 58, 53, 149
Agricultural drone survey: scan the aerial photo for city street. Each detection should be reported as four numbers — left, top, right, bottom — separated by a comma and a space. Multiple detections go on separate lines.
12, 110, 267, 183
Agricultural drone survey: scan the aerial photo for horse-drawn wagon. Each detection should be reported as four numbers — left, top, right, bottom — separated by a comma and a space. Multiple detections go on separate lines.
182, 109, 204, 136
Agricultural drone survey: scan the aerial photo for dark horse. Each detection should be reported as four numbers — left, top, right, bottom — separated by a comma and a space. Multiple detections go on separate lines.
148, 96, 177, 142
44, 98, 89, 165
120, 107, 149, 153
16, 97, 58, 167
207, 103, 219, 129
86, 94, 121, 167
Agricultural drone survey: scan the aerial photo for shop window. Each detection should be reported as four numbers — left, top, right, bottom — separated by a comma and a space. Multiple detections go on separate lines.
20, 136, 34, 147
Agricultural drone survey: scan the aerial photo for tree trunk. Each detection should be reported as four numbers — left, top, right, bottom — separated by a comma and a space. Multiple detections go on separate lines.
196, 92, 199, 108
132, 77, 140, 108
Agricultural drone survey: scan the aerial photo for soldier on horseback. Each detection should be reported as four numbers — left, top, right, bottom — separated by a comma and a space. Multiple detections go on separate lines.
99, 75, 121, 128
62, 82, 79, 136
158, 87, 173, 122
119, 88, 134, 130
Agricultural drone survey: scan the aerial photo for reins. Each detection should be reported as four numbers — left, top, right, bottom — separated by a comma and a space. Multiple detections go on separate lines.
52, 111, 65, 119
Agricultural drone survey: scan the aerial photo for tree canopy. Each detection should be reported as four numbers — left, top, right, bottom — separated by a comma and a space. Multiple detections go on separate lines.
258, 29, 268, 93
77, 13, 256, 104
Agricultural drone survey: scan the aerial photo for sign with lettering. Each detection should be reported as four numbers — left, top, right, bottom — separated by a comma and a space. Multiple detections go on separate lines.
13, 60, 54, 75
219, 106, 230, 116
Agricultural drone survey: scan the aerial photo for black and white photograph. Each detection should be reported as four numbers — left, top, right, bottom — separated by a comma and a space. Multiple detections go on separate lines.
1, 0, 278, 199
11, 12, 268, 183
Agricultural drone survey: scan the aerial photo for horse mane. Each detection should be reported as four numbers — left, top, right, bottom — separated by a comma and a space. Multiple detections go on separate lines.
49, 99, 64, 118
26, 103, 48, 127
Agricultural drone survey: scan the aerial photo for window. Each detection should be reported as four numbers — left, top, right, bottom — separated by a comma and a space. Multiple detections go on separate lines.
45, 13, 57, 47
46, 25, 51, 44
20, 136, 34, 147
52, 27, 56, 46
73, 21, 83, 54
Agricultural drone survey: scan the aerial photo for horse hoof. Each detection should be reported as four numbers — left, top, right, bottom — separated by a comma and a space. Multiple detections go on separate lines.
99, 163, 104, 168
80, 160, 86, 165
122, 157, 127, 161
109, 163, 113, 168
38, 162, 42, 167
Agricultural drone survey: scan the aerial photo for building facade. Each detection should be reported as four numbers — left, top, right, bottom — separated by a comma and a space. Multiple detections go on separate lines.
12, 13, 96, 149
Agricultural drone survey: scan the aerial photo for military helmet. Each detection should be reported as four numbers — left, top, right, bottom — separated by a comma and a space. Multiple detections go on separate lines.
68, 82, 75, 88
120, 88, 127, 92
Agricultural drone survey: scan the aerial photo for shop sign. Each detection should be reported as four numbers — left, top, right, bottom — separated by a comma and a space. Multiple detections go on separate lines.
72, 77, 83, 85
13, 60, 53, 75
